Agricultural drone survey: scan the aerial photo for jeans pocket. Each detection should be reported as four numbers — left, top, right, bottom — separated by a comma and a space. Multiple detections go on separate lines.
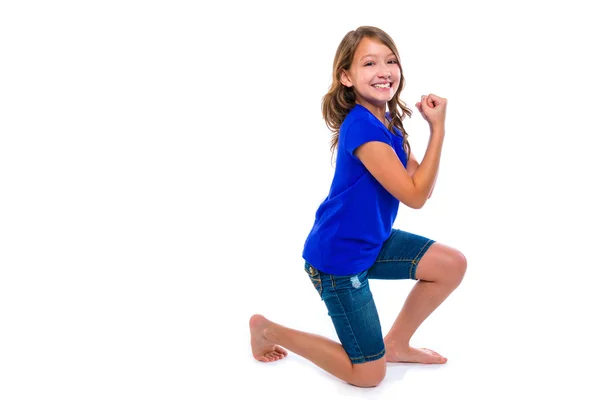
305, 263, 323, 297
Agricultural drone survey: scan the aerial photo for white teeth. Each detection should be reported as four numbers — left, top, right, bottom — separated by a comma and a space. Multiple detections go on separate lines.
373, 83, 391, 88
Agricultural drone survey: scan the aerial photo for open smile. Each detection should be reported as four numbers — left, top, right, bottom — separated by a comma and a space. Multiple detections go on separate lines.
372, 82, 392, 90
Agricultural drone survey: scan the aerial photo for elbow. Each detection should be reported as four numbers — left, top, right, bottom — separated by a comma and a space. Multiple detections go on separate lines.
402, 196, 426, 210
412, 191, 430, 209
393, 185, 428, 209
414, 198, 427, 209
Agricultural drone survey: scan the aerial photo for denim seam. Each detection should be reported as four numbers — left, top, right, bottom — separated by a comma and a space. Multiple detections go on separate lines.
355, 348, 386, 362
410, 239, 434, 279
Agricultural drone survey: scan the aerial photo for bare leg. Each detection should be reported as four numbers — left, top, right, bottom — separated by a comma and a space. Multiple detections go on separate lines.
250, 314, 385, 387
383, 243, 467, 363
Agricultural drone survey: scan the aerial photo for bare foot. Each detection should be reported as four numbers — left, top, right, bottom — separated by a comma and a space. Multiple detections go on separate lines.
249, 314, 288, 362
385, 343, 447, 364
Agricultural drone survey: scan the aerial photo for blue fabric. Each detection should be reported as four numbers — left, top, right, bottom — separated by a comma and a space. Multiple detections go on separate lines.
303, 228, 435, 364
302, 104, 408, 275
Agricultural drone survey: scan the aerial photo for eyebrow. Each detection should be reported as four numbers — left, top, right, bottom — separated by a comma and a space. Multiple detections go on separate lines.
360, 53, 396, 60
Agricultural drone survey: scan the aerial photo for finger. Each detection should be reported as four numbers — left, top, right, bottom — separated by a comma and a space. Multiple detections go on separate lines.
426, 95, 434, 108
428, 93, 446, 106
420, 95, 429, 109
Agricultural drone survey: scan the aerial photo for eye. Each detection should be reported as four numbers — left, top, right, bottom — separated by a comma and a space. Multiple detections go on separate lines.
388, 59, 398, 64
364, 61, 374, 66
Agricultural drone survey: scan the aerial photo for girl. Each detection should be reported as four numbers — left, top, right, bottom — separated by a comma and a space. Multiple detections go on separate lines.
249, 26, 467, 388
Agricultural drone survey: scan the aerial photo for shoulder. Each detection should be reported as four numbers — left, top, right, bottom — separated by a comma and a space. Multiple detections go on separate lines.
340, 108, 393, 155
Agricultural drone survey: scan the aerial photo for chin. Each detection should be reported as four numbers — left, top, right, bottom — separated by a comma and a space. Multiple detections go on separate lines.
372, 92, 395, 105
371, 97, 392, 107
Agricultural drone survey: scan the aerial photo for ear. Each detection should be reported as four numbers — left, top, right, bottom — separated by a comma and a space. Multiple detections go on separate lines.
340, 70, 353, 88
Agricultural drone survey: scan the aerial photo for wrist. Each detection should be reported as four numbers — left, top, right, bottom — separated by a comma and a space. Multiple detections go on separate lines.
429, 124, 445, 136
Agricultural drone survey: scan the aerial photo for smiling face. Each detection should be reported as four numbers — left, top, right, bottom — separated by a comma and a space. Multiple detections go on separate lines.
340, 37, 401, 116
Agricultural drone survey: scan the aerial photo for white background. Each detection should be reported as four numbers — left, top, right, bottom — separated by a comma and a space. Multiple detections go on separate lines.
1, 0, 599, 399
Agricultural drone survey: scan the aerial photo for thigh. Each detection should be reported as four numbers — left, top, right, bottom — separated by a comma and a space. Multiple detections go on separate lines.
304, 262, 386, 365
367, 229, 436, 280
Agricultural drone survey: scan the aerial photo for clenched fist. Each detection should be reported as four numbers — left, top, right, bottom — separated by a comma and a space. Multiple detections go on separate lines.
415, 93, 447, 130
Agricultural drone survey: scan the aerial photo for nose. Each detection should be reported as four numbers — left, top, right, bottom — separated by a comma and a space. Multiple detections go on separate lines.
378, 65, 391, 79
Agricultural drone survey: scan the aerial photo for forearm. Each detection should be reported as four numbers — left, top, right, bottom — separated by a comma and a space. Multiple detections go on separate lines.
412, 126, 444, 203
428, 172, 438, 199
410, 162, 438, 198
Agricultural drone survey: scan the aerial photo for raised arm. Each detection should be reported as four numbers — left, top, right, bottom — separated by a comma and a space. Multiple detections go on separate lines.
355, 127, 443, 208
355, 94, 447, 208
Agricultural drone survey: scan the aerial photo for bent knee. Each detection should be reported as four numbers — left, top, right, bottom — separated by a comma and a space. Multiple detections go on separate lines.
350, 359, 386, 387
451, 250, 467, 284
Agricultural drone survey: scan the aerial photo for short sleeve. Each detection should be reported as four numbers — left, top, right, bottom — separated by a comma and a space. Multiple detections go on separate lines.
344, 117, 393, 156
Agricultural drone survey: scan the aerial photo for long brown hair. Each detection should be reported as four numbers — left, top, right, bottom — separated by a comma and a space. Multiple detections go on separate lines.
322, 26, 412, 162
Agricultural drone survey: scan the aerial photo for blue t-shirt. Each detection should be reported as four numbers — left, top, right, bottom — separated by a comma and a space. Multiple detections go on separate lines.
302, 103, 408, 276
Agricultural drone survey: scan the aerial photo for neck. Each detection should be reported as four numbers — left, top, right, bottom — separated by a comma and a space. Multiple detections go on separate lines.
356, 100, 387, 125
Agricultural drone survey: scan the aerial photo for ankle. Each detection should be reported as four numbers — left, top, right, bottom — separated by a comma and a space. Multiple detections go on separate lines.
384, 336, 409, 349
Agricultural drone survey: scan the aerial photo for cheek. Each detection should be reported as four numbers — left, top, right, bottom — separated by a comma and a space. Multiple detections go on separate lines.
359, 74, 373, 86
393, 72, 402, 88
357, 69, 374, 83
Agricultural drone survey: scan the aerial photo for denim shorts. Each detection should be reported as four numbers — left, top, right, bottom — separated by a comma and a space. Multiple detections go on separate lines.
304, 228, 435, 364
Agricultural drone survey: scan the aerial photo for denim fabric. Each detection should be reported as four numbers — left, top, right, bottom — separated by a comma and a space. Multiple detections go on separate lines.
304, 228, 435, 364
